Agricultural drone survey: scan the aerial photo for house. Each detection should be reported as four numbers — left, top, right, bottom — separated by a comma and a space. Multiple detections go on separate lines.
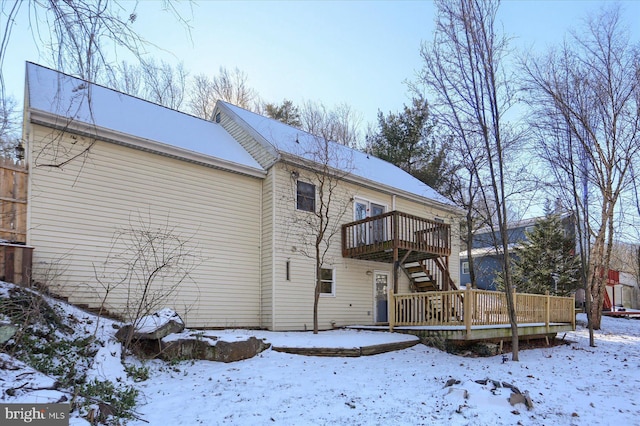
22, 62, 462, 331
459, 213, 575, 290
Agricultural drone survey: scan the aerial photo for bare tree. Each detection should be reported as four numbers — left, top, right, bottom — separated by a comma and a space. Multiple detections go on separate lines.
212, 67, 257, 109
109, 61, 143, 98
300, 100, 363, 148
95, 212, 201, 351
1, 0, 190, 168
187, 67, 258, 118
521, 5, 640, 335
283, 132, 353, 333
418, 0, 522, 359
109, 59, 187, 110
446, 135, 489, 289
0, 96, 19, 158
188, 74, 218, 119
140, 59, 188, 110
1, 0, 189, 94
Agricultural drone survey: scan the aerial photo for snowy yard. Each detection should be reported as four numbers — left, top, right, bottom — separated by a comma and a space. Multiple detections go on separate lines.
128, 315, 639, 425
1, 280, 639, 425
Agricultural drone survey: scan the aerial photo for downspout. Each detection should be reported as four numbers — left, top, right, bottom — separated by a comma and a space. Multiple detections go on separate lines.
392, 194, 396, 211
271, 167, 277, 330
258, 167, 263, 328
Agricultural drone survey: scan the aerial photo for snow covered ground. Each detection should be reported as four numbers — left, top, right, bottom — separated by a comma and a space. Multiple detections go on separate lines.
2, 280, 639, 425
130, 316, 640, 426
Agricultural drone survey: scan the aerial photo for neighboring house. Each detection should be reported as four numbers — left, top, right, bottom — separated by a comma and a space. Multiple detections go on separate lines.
23, 63, 462, 331
459, 213, 575, 290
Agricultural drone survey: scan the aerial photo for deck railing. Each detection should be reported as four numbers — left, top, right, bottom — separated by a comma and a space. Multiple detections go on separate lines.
391, 288, 575, 332
342, 211, 450, 258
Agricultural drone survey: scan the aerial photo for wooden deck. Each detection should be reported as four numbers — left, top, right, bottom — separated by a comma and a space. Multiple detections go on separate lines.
389, 289, 575, 341
342, 211, 455, 292
341, 211, 450, 264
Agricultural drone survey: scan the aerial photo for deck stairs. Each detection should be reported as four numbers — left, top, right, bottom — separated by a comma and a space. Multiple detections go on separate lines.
401, 260, 463, 322
401, 261, 438, 292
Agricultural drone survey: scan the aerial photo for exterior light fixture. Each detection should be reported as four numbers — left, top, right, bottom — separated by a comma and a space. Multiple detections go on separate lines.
15, 141, 25, 160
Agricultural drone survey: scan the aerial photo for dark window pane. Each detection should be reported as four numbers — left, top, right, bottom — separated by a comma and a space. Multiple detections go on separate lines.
320, 281, 333, 294
321, 268, 333, 280
297, 181, 315, 212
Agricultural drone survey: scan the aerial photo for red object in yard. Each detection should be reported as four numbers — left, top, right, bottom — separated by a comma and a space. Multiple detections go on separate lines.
603, 289, 612, 310
598, 268, 619, 311
599, 268, 619, 284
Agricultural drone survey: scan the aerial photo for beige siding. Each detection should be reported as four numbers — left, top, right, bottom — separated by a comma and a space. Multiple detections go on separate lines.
218, 112, 275, 168
269, 162, 460, 330
260, 169, 275, 329
27, 125, 263, 328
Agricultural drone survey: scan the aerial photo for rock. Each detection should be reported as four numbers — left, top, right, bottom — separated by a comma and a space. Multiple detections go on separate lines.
509, 392, 527, 407
509, 390, 534, 410
160, 335, 270, 363
502, 381, 521, 394
471, 342, 500, 356
444, 378, 461, 387
0, 322, 18, 344
214, 338, 270, 363
115, 309, 184, 342
523, 391, 534, 409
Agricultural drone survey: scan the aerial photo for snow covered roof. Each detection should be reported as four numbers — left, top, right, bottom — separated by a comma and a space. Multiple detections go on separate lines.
218, 101, 456, 207
459, 243, 520, 259
25, 63, 264, 176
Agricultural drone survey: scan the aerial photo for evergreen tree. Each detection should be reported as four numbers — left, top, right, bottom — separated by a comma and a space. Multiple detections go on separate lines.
367, 94, 450, 191
511, 214, 581, 296
264, 99, 302, 127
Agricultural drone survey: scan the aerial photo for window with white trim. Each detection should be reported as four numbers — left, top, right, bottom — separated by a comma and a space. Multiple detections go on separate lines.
462, 261, 469, 275
296, 181, 315, 212
320, 268, 335, 296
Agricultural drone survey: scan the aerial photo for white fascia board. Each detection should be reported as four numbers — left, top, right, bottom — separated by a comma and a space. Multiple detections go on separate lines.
29, 108, 267, 179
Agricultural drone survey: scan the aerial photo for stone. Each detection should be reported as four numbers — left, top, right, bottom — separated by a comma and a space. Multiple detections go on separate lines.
160, 335, 270, 363
444, 378, 461, 387
0, 322, 18, 344
115, 309, 185, 342
471, 342, 500, 357
509, 390, 534, 410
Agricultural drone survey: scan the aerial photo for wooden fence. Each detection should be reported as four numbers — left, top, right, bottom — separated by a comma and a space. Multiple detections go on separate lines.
392, 288, 575, 333
0, 157, 27, 243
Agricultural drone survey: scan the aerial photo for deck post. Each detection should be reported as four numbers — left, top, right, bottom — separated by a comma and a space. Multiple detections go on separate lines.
388, 290, 395, 332
545, 290, 550, 334
464, 287, 472, 338
572, 295, 576, 330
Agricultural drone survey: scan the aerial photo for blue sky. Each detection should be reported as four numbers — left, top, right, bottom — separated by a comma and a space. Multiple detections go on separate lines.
3, 0, 639, 127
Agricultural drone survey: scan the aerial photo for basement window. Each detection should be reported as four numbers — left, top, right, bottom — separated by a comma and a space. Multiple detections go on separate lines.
296, 181, 315, 212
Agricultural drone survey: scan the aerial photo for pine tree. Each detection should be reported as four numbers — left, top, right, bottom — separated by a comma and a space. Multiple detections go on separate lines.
264, 99, 302, 127
511, 214, 581, 296
367, 95, 451, 191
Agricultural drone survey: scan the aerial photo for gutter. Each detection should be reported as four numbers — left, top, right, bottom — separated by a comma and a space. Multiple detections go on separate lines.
29, 108, 267, 179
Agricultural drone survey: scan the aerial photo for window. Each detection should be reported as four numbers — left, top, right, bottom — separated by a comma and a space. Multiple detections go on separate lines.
462, 261, 469, 275
320, 268, 335, 296
296, 181, 315, 212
